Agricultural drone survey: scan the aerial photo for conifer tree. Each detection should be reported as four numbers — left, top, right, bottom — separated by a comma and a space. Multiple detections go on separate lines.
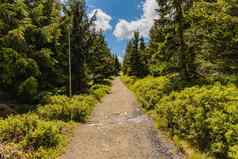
155, 0, 194, 80
0, 0, 117, 103
139, 36, 149, 76
68, 0, 92, 93
122, 41, 133, 75
113, 54, 121, 75
123, 32, 147, 77
0, 0, 63, 102
142, 0, 238, 79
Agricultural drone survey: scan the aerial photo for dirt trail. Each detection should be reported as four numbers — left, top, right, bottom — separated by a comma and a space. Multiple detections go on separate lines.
60, 78, 183, 159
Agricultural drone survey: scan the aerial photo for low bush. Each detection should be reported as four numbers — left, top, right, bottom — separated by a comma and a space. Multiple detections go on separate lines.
120, 76, 137, 89
172, 135, 213, 159
0, 143, 29, 159
0, 114, 65, 158
207, 74, 238, 86
0, 83, 110, 158
129, 76, 171, 110
37, 95, 96, 122
90, 84, 111, 100
157, 83, 238, 158
123, 75, 238, 159
17, 77, 38, 102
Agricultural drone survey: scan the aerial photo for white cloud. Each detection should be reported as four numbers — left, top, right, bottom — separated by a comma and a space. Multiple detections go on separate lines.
89, 9, 112, 32
113, 0, 159, 39
118, 56, 123, 63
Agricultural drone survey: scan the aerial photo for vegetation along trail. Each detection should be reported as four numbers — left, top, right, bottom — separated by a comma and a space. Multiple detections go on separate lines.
60, 78, 183, 159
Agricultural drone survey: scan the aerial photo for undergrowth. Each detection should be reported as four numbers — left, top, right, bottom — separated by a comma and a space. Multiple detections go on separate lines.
121, 75, 238, 159
0, 83, 111, 158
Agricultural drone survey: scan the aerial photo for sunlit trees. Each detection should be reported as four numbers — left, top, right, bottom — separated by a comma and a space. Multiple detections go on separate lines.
0, 0, 118, 103
126, 0, 238, 80
0, 0, 62, 103
123, 32, 148, 77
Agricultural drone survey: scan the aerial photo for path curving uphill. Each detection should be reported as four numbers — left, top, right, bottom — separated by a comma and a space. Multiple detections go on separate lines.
60, 78, 183, 159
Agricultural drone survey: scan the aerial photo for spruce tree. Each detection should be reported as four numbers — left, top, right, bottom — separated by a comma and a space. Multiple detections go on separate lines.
155, 0, 194, 80
139, 36, 149, 76
123, 32, 146, 77
122, 41, 133, 75
0, 0, 117, 103
68, 0, 92, 93
113, 54, 121, 76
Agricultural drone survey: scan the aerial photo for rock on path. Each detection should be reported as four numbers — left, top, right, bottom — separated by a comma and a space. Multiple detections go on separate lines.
60, 78, 183, 159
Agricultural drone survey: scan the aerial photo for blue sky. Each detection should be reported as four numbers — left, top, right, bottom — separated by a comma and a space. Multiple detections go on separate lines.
86, 0, 159, 58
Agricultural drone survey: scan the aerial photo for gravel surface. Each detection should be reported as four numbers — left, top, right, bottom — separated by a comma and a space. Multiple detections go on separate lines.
60, 78, 184, 159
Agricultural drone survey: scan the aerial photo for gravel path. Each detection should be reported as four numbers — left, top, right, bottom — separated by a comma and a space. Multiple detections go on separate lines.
60, 78, 184, 159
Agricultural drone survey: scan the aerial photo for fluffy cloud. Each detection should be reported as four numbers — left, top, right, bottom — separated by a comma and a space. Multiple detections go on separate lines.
118, 56, 123, 63
89, 9, 112, 32
113, 0, 159, 39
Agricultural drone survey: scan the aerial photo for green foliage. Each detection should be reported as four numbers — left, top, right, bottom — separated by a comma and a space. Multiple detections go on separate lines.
120, 76, 137, 89
113, 54, 121, 76
0, 0, 63, 103
0, 114, 65, 158
122, 0, 238, 80
37, 95, 96, 122
90, 84, 111, 100
188, 151, 212, 159
0, 0, 116, 104
0, 81, 110, 157
124, 75, 238, 159
0, 143, 29, 159
157, 84, 238, 158
17, 77, 38, 101
123, 32, 148, 77
173, 135, 213, 159
0, 48, 40, 88
0, 84, 110, 158
122, 0, 238, 158
87, 34, 119, 84
131, 76, 171, 110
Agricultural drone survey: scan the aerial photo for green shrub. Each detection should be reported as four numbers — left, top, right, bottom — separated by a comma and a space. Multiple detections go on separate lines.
17, 77, 38, 102
0, 84, 109, 158
23, 121, 63, 150
131, 76, 171, 110
0, 114, 39, 143
148, 63, 170, 76
207, 74, 238, 86
36, 95, 96, 122
0, 114, 65, 158
120, 76, 137, 88
41, 95, 70, 105
90, 84, 110, 100
0, 143, 29, 159
228, 145, 238, 159
123, 75, 238, 158
157, 83, 238, 158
